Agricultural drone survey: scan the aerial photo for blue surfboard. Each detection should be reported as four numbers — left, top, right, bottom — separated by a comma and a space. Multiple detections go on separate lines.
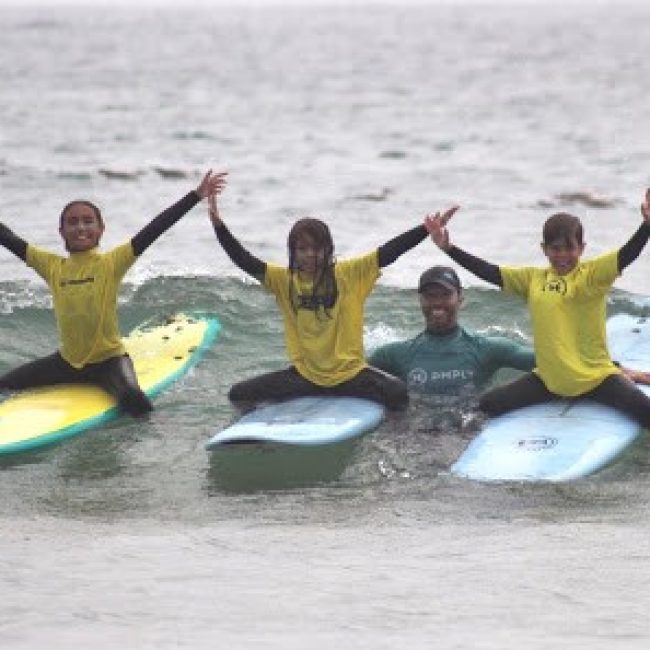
451, 314, 650, 482
205, 396, 385, 449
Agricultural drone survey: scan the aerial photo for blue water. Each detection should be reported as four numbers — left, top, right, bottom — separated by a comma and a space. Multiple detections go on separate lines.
1, 3, 650, 649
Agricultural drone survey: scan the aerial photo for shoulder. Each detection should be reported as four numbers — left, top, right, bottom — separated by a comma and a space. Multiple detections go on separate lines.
370, 333, 419, 359
26, 244, 62, 266
336, 251, 378, 274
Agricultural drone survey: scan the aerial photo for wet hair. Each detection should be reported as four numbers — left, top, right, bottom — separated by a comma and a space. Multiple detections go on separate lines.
542, 212, 584, 246
287, 217, 337, 317
59, 200, 104, 229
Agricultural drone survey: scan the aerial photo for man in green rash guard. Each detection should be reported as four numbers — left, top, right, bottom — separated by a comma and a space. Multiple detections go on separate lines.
369, 265, 650, 405
368, 266, 534, 402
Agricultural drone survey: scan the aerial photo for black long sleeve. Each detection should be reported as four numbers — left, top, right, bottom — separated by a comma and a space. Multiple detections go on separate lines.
377, 225, 428, 268
618, 222, 650, 272
131, 191, 200, 256
446, 245, 503, 287
0, 222, 28, 261
213, 222, 266, 281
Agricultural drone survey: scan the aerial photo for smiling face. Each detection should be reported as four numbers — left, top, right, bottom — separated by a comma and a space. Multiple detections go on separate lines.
542, 238, 585, 275
59, 201, 104, 252
293, 232, 326, 278
541, 212, 585, 275
419, 283, 463, 334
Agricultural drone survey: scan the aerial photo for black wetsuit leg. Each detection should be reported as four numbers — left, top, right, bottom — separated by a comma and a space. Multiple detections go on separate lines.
588, 374, 650, 428
0, 352, 152, 417
84, 355, 153, 417
0, 352, 78, 389
228, 367, 322, 406
479, 372, 554, 415
330, 366, 408, 411
229, 365, 407, 411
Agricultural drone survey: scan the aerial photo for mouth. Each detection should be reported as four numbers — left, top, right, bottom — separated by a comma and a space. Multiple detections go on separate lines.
427, 308, 449, 322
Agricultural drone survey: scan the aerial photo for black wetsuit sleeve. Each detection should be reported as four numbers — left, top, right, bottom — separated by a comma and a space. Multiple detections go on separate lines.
0, 222, 28, 261
213, 222, 266, 281
377, 225, 428, 268
131, 191, 201, 257
446, 245, 503, 287
618, 222, 650, 272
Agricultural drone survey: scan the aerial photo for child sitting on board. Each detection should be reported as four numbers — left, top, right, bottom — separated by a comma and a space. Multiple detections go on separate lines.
207, 186, 433, 410
424, 191, 650, 428
0, 170, 227, 416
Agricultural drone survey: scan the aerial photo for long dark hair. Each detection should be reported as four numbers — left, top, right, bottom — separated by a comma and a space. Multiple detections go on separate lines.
287, 217, 337, 317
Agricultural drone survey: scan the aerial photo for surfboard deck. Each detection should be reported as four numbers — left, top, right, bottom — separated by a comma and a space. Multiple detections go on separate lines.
451, 314, 650, 482
205, 396, 385, 450
0, 313, 220, 456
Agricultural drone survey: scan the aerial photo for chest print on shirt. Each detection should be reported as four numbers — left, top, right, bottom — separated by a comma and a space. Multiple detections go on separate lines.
60, 276, 95, 288
542, 277, 567, 295
408, 368, 428, 386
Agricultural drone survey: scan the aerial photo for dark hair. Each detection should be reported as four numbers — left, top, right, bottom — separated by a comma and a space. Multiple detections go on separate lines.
59, 200, 103, 229
287, 217, 337, 317
542, 212, 584, 246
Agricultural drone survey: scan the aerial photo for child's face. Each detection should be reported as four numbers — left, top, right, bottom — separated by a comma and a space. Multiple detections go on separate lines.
293, 233, 326, 276
59, 203, 104, 252
541, 238, 585, 275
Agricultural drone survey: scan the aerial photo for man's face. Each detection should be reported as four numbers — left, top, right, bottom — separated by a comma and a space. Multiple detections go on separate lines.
419, 284, 462, 334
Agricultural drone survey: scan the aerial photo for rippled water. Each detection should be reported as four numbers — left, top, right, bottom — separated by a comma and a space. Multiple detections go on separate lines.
1, 3, 650, 648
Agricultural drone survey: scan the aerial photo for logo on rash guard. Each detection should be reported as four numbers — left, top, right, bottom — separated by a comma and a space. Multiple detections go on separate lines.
60, 276, 95, 287
408, 368, 474, 387
408, 368, 428, 386
543, 278, 567, 295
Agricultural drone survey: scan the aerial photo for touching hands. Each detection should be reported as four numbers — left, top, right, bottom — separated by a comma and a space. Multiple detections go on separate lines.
424, 205, 459, 251
641, 188, 650, 225
208, 192, 221, 226
196, 169, 228, 200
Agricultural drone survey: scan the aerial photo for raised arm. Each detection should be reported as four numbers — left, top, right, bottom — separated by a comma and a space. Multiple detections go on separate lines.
207, 191, 266, 281
424, 207, 503, 287
376, 224, 428, 268
131, 170, 227, 256
0, 222, 28, 262
618, 188, 650, 272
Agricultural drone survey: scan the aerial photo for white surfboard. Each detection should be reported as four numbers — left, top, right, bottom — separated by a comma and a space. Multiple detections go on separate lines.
205, 396, 385, 450
451, 314, 650, 482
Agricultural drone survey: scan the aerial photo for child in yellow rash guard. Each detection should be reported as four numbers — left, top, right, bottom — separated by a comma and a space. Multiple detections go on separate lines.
0, 170, 227, 416
424, 192, 650, 428
206, 187, 430, 410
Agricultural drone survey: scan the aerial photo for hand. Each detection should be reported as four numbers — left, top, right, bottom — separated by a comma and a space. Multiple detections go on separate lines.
621, 366, 650, 385
641, 188, 650, 224
196, 169, 228, 200
424, 205, 459, 251
208, 192, 221, 226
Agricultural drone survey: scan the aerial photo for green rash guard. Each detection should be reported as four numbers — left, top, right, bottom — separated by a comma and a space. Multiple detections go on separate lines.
368, 326, 534, 397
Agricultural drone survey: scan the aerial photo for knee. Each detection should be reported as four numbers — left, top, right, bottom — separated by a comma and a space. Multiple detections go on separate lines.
478, 389, 501, 415
384, 377, 408, 411
120, 390, 153, 417
228, 381, 249, 403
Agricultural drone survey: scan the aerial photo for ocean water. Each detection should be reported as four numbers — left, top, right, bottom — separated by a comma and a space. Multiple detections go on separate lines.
1, 3, 650, 649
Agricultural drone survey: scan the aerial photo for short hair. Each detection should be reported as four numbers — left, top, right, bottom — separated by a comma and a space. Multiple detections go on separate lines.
59, 200, 103, 229
542, 212, 583, 246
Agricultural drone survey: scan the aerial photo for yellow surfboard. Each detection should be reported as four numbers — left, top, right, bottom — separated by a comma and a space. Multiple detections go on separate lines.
0, 313, 220, 456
